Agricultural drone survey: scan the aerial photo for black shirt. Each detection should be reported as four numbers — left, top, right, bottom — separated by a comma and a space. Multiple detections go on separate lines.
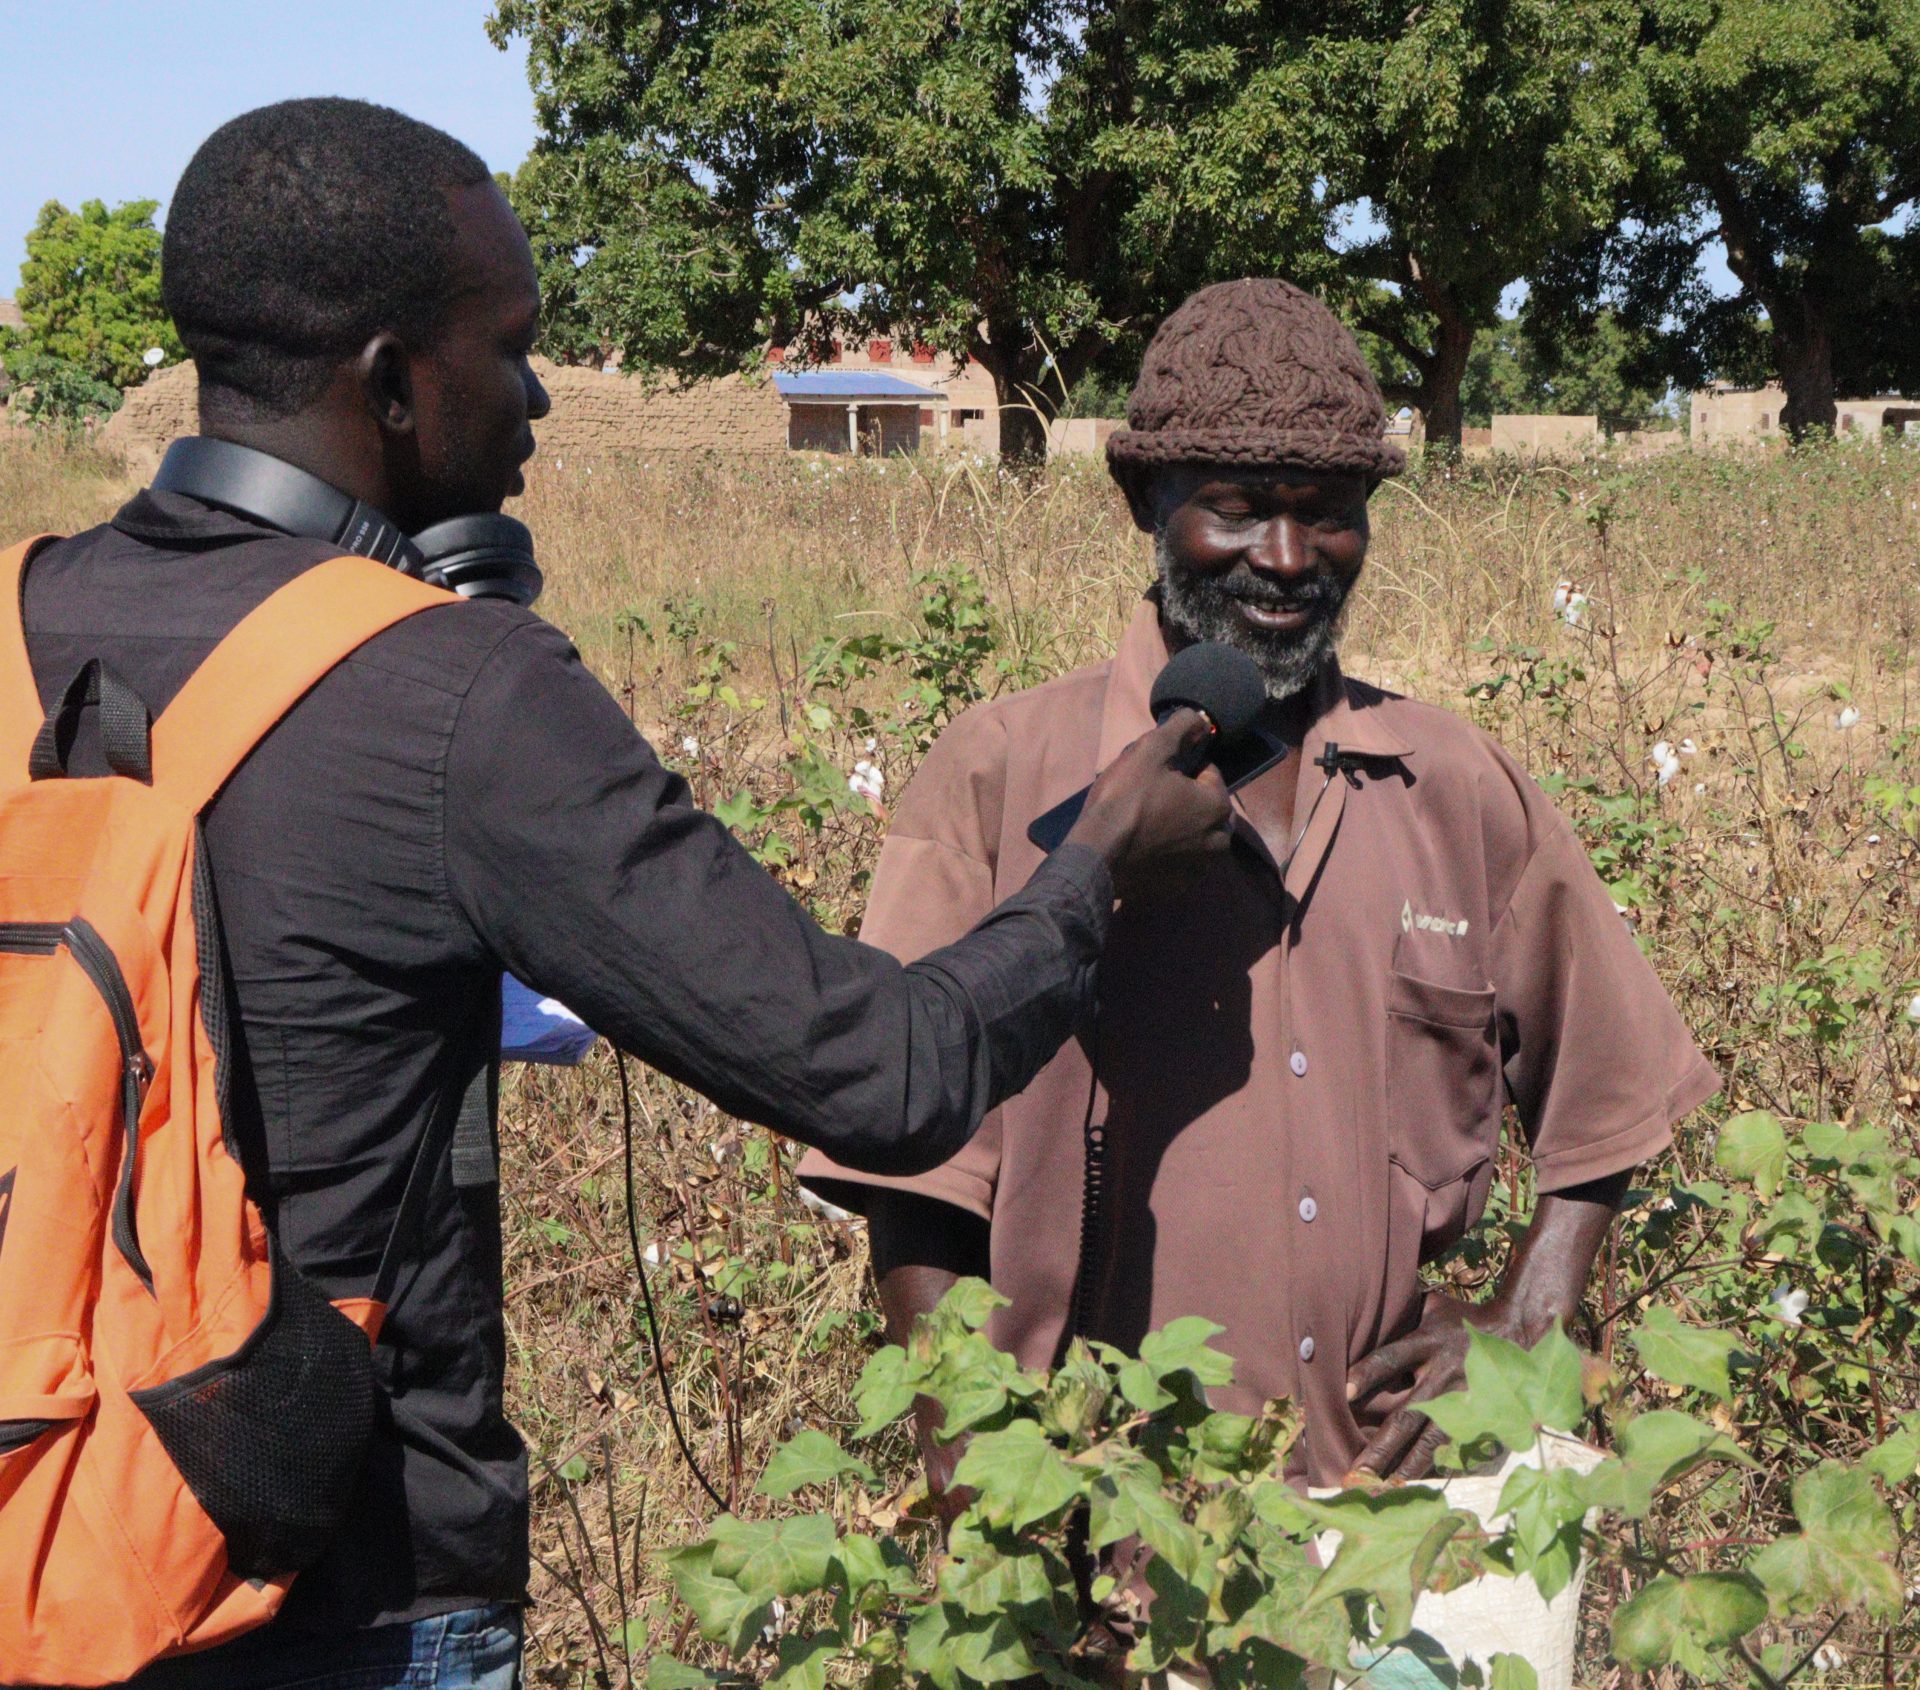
21, 491, 1111, 1628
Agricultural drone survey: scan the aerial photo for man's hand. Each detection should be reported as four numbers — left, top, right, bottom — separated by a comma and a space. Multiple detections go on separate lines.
1067, 709, 1233, 899
1344, 1172, 1631, 1481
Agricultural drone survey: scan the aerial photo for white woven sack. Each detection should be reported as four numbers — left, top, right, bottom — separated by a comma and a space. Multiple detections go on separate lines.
1311, 1432, 1607, 1690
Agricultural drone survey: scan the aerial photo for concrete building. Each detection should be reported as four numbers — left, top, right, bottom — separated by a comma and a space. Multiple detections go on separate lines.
0, 297, 23, 332
1691, 383, 1920, 442
777, 370, 944, 455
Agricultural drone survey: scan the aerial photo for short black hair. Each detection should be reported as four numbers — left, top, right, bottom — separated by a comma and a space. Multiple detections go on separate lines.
163, 98, 492, 417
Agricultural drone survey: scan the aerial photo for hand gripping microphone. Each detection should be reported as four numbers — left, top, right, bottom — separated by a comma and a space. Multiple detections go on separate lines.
151, 436, 544, 607
1026, 641, 1267, 851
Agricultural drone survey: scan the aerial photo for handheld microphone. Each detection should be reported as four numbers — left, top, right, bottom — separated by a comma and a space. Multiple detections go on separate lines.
1026, 641, 1266, 851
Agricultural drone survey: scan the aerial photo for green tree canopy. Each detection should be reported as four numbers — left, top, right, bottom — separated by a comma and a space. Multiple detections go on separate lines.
1457, 306, 1670, 428
486, 0, 1353, 459
1300, 0, 1650, 448
1535, 0, 1920, 436
15, 199, 182, 390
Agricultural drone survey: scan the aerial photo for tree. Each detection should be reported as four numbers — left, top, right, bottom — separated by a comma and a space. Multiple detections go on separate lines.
1455, 306, 1669, 427
1298, 0, 1650, 449
485, 1, 1343, 460
1542, 0, 1920, 437
14, 199, 182, 390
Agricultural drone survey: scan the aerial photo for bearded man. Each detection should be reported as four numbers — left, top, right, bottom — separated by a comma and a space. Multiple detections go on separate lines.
798, 279, 1718, 1495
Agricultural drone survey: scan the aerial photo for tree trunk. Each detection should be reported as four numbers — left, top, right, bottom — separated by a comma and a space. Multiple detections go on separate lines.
1775, 307, 1838, 440
1419, 302, 1476, 453
974, 324, 1053, 466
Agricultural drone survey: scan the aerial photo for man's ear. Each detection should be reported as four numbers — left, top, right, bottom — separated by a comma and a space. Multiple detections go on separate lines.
1117, 465, 1164, 534
358, 332, 416, 437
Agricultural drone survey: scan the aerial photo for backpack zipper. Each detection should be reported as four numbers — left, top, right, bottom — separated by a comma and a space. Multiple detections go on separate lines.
61, 919, 156, 1293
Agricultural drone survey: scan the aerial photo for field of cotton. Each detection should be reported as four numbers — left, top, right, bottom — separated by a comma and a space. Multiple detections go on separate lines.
3, 436, 1917, 1687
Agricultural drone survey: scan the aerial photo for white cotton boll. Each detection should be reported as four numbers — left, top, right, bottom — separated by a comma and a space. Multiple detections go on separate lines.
1907, 994, 1920, 1022
1867, 833, 1881, 845
641, 1241, 665, 1267
1811, 1644, 1842, 1673
1650, 742, 1682, 787
1836, 706, 1861, 730
1652, 740, 1674, 764
848, 760, 885, 801
682, 735, 700, 756
1562, 592, 1589, 627
863, 736, 878, 753
1552, 579, 1573, 611
710, 1140, 736, 1166
1769, 1285, 1810, 1327
142, 346, 165, 368
1678, 738, 1698, 756
1693, 782, 1706, 795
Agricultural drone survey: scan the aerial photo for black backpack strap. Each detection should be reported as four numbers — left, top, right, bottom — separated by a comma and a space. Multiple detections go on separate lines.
30, 658, 153, 783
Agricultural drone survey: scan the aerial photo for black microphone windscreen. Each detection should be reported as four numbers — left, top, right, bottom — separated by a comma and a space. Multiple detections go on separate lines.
1148, 642, 1266, 743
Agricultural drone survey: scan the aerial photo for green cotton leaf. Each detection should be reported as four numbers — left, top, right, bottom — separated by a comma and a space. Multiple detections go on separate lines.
1497, 1464, 1589, 1602
1747, 1460, 1904, 1619
768, 1630, 841, 1690
1582, 1411, 1755, 1519
1088, 1450, 1208, 1581
1187, 1410, 1263, 1481
1630, 1304, 1742, 1401
940, 1542, 1078, 1645
833, 1532, 920, 1605
647, 1658, 723, 1690
1212, 1538, 1349, 1674
931, 1275, 1008, 1333
851, 1345, 917, 1438
663, 1541, 776, 1655
1863, 1411, 1920, 1486
1129, 1553, 1214, 1676
905, 1603, 1037, 1688
1294, 1487, 1474, 1644
1754, 1190, 1822, 1255
951, 1420, 1082, 1530
1488, 1654, 1539, 1690
1137, 1315, 1236, 1390
708, 1513, 841, 1598
755, 1428, 879, 1498
1420, 1322, 1586, 1464
1610, 1572, 1768, 1670
1714, 1109, 1789, 1197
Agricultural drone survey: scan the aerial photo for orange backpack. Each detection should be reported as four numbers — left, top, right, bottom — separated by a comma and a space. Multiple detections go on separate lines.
0, 537, 456, 1685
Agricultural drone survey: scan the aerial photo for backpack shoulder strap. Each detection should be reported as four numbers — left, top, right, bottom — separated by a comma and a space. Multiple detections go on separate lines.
0, 536, 63, 787
153, 555, 455, 814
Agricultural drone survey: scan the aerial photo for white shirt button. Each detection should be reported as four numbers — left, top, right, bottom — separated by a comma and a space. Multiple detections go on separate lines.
1298, 1195, 1318, 1223
1299, 1335, 1316, 1362
1289, 1050, 1308, 1077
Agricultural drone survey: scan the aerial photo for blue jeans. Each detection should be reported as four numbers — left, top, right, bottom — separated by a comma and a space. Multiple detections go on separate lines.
118, 1605, 522, 1689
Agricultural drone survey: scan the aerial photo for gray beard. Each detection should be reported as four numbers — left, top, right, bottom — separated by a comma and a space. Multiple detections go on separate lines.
1155, 533, 1350, 702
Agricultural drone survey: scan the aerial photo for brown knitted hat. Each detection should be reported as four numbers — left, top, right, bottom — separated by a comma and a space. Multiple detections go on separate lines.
1106, 278, 1405, 484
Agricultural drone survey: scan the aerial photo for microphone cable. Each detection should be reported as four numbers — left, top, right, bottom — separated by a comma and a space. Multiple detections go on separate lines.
616, 1046, 732, 1514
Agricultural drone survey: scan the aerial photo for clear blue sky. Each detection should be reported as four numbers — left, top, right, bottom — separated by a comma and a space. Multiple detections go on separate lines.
1, 1, 538, 294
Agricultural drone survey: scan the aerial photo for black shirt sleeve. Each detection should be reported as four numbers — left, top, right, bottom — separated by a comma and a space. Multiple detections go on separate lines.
441, 618, 1111, 1174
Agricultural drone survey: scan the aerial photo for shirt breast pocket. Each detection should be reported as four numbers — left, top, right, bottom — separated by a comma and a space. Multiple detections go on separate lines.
1384, 971, 1502, 1253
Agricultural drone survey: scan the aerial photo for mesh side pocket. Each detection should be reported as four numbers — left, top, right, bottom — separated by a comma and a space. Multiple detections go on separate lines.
129, 1251, 376, 1578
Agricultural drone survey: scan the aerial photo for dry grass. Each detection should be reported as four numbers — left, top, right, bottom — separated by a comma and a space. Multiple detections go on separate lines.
5, 434, 1918, 1686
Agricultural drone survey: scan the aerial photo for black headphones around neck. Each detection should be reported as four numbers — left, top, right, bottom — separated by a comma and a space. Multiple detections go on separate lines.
151, 436, 544, 608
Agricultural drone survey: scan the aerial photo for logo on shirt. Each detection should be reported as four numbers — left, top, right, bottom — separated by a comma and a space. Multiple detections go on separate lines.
1402, 899, 1469, 938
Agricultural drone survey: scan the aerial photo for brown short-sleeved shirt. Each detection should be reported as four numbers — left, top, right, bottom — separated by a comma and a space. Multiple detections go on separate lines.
801, 602, 1719, 1483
